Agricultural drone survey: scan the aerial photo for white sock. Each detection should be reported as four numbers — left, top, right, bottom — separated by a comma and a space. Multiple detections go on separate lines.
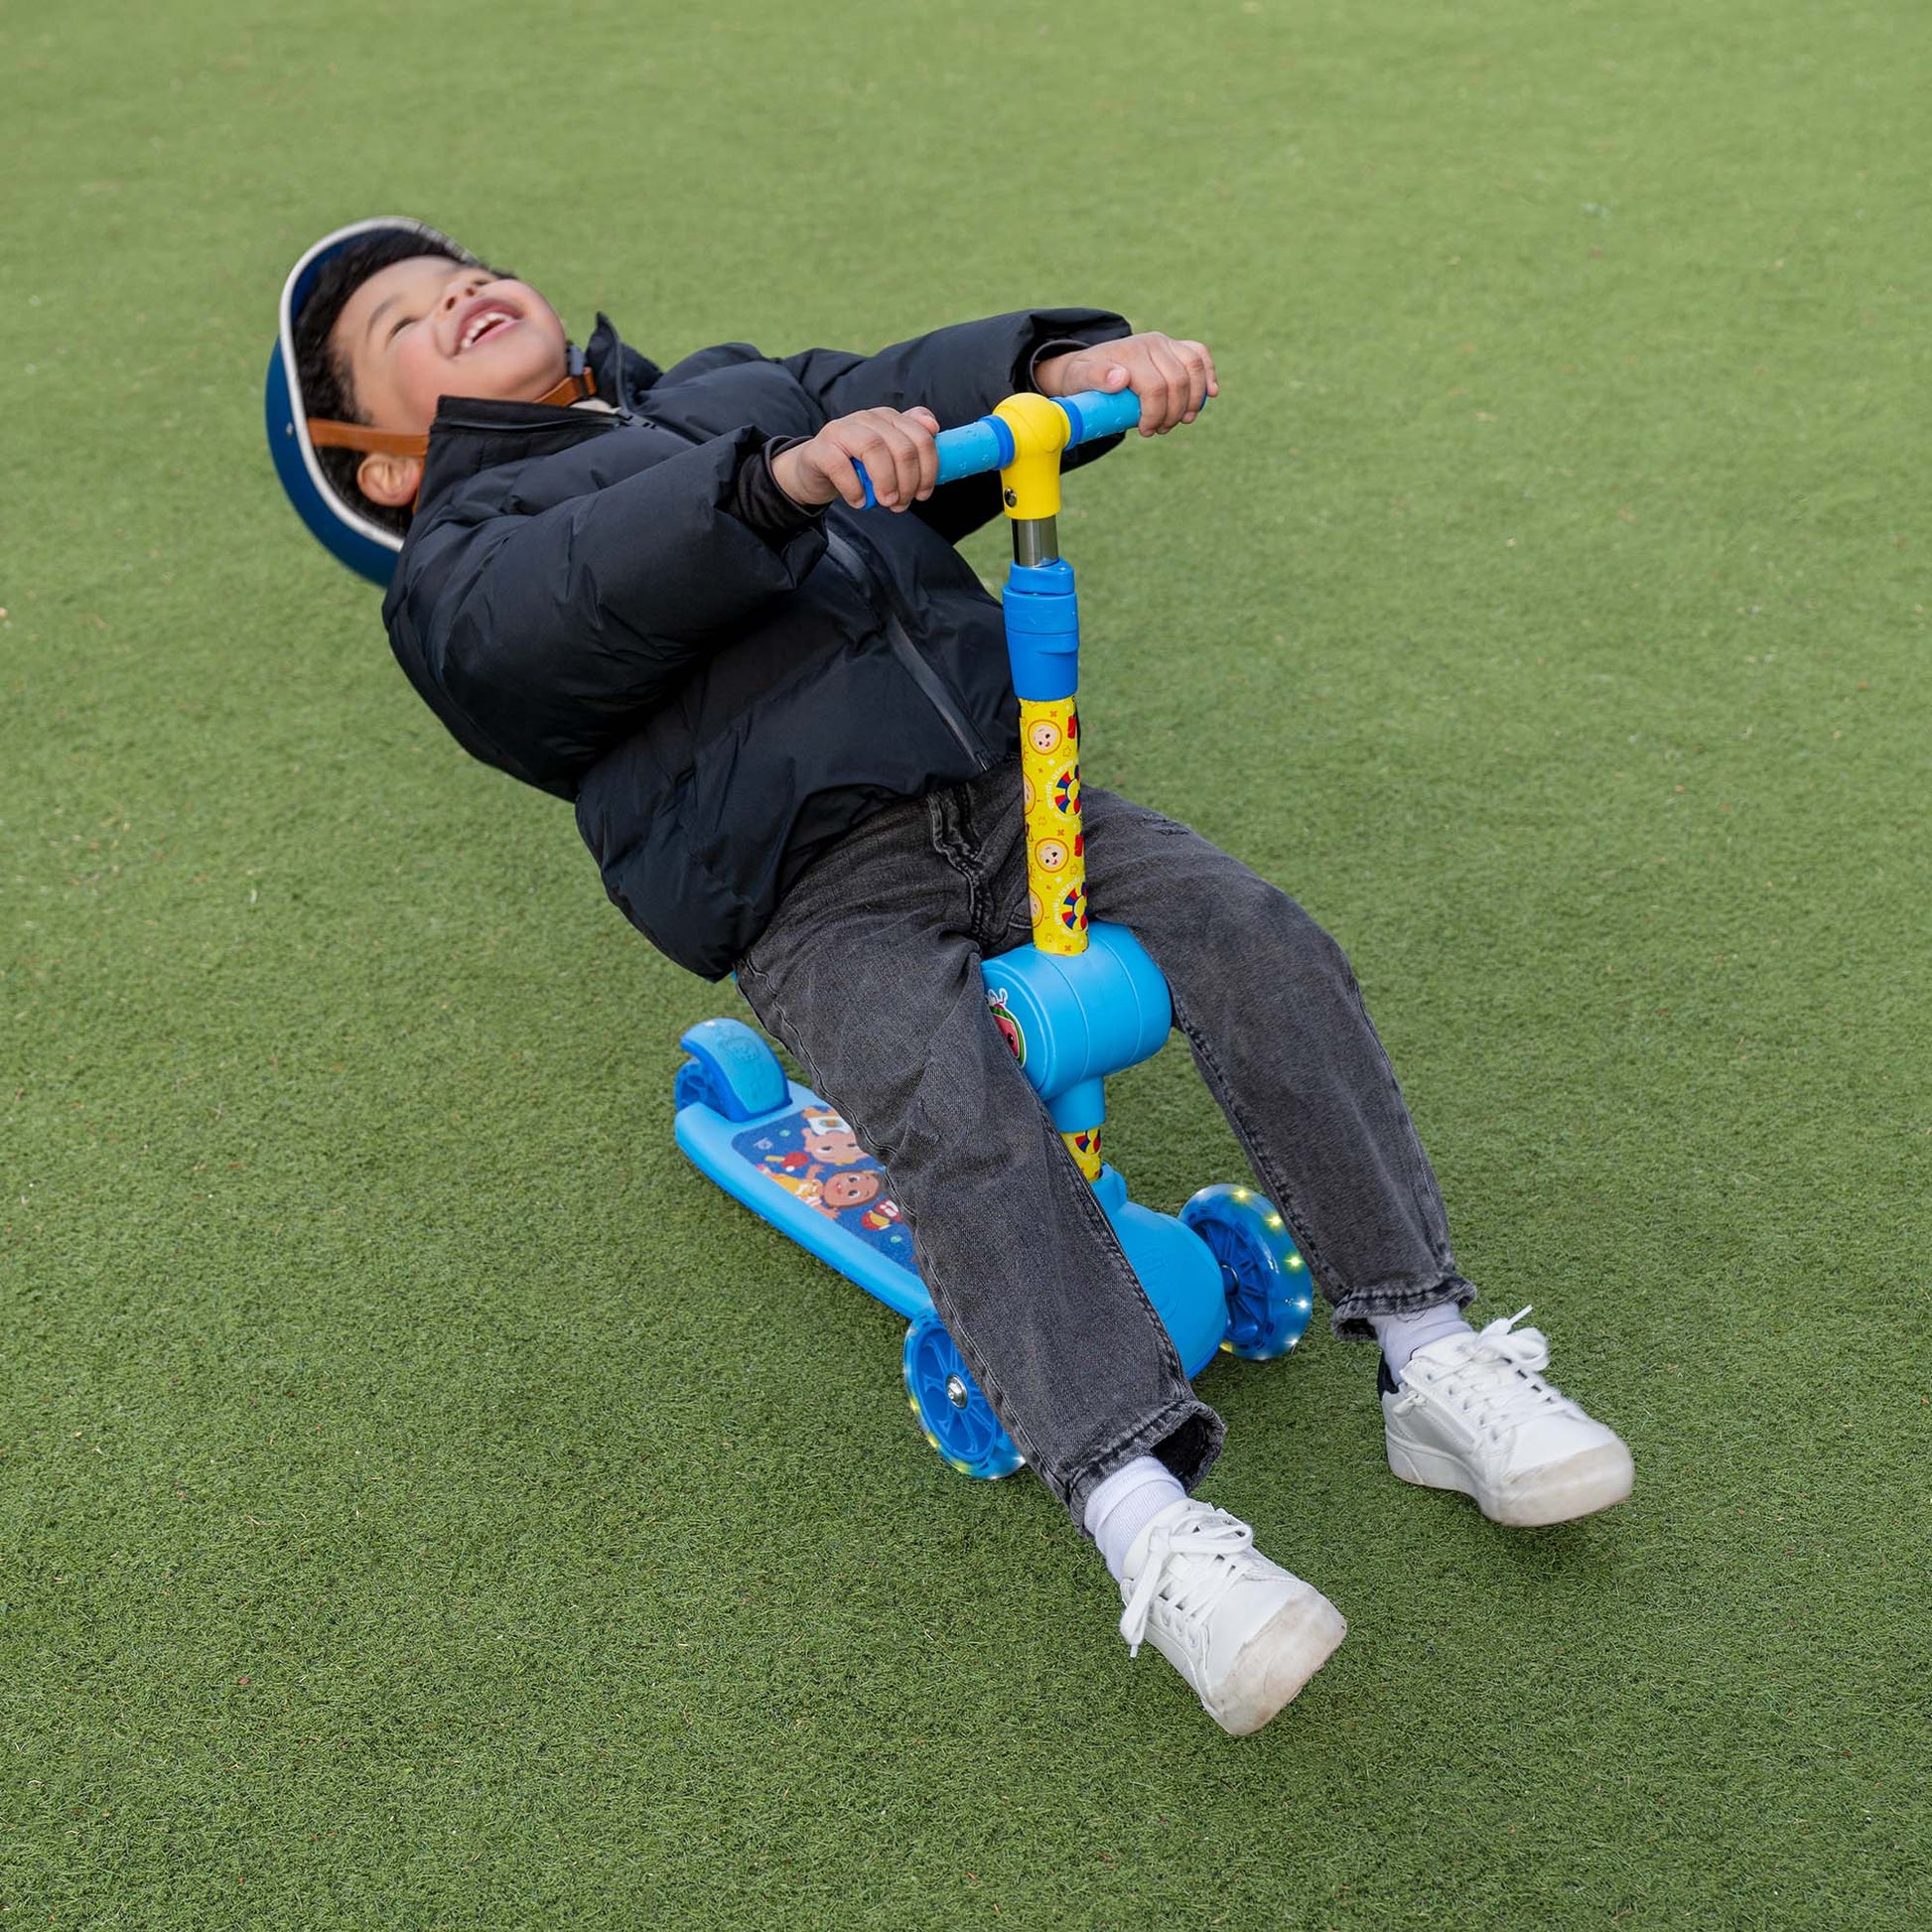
1084, 1455, 1186, 1584
1371, 1301, 1474, 1375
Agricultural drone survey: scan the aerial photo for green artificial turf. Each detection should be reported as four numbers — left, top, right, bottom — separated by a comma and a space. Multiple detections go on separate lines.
4, 0, 1928, 1923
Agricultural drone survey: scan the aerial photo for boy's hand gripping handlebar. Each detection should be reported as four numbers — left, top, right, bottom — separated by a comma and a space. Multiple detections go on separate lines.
848, 386, 1152, 510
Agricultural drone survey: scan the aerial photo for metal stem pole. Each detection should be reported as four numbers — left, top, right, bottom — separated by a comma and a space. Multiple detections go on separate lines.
1012, 516, 1059, 567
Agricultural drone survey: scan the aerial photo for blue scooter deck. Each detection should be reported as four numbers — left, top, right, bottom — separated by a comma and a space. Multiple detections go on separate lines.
675, 1080, 936, 1325
677, 1067, 1232, 1380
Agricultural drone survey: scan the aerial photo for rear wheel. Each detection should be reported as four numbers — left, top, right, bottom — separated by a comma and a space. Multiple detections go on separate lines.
901, 1315, 1024, 1479
672, 1018, 787, 1120
1179, 1183, 1314, 1360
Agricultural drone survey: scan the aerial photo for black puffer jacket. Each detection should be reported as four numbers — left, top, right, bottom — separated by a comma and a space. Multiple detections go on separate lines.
382, 307, 1132, 978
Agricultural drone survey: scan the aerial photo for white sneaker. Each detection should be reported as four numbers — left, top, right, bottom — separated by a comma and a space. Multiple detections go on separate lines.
1117, 1498, 1347, 1735
1382, 1307, 1634, 1527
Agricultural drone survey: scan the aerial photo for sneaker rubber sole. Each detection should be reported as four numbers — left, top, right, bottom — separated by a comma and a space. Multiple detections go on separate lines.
1207, 1583, 1349, 1736
1385, 1432, 1634, 1528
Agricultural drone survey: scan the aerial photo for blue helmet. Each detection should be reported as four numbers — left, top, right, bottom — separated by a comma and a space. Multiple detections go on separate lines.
265, 216, 482, 588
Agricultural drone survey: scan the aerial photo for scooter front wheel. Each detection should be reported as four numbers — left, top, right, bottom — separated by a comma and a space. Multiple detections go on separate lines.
902, 1315, 1025, 1480
1180, 1183, 1314, 1360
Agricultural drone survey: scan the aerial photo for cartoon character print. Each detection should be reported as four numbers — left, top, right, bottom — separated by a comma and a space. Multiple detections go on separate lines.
757, 1109, 866, 1205
986, 989, 1027, 1065
759, 1146, 894, 1226
824, 1169, 905, 1236
759, 1163, 828, 1210
1035, 830, 1086, 875
801, 1114, 866, 1167
735, 1109, 917, 1272
820, 1169, 884, 1212
1024, 707, 1079, 765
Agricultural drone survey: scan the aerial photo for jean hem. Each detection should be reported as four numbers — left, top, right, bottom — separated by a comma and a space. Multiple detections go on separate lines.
1329, 1273, 1477, 1341
1061, 1394, 1226, 1528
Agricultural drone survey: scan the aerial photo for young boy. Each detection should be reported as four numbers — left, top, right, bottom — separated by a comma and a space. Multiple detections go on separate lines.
273, 218, 1634, 1736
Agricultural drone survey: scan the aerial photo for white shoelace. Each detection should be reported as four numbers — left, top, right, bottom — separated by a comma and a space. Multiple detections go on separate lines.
1119, 1507, 1257, 1659
1391, 1305, 1566, 1440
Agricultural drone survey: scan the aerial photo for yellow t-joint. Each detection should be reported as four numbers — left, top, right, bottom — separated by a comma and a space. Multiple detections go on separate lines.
993, 391, 1071, 523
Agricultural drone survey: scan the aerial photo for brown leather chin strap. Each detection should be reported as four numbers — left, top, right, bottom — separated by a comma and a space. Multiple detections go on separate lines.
306, 366, 598, 459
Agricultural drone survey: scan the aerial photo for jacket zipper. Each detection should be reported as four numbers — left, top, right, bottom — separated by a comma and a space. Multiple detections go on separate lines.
630, 383, 995, 774
821, 527, 994, 773
447, 320, 996, 773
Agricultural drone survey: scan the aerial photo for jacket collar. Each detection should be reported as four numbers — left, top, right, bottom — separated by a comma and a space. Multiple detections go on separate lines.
415, 313, 664, 504
585, 312, 662, 411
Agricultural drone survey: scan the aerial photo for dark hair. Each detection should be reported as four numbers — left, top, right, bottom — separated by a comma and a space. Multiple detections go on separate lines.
292, 231, 474, 538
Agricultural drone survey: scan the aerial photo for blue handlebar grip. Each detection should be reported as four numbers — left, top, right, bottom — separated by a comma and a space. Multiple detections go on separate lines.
851, 417, 1013, 507
849, 390, 1200, 506
934, 416, 1016, 484
1055, 387, 1148, 446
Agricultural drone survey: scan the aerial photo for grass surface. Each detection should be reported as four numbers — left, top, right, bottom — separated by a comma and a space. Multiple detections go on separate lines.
4, 0, 1929, 1924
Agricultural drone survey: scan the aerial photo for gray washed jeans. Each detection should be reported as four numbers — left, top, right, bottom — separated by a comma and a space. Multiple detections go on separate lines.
735, 759, 1474, 1522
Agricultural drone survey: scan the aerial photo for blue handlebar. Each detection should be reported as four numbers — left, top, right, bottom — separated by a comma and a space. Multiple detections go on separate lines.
1051, 386, 1148, 447
851, 386, 1164, 509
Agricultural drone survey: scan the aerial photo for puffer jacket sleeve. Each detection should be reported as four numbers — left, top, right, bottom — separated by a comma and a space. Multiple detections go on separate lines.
778, 307, 1135, 542
390, 426, 825, 790
778, 307, 1131, 426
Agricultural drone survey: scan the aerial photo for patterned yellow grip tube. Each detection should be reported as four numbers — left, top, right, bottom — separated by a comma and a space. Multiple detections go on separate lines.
1019, 697, 1087, 957
1019, 698, 1099, 1179
1061, 1124, 1102, 1182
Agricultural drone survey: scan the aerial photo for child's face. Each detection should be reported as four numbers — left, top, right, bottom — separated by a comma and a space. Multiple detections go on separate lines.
823, 1172, 882, 1209
333, 255, 568, 436
804, 1127, 865, 1166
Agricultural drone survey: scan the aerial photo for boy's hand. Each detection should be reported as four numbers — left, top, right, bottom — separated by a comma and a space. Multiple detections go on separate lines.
771, 406, 941, 511
1033, 333, 1217, 435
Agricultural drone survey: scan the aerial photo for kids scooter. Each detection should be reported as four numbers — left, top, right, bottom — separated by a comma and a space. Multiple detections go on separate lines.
673, 388, 1313, 1478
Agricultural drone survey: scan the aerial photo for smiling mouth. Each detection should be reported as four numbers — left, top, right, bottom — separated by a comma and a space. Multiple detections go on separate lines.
458, 308, 518, 352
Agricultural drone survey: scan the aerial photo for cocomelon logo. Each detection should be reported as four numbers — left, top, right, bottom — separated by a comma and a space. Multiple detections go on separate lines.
985, 987, 1027, 1065
1052, 767, 1079, 816
1059, 884, 1088, 932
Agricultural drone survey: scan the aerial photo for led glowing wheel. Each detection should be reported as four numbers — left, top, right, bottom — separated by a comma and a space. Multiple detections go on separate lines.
1179, 1183, 1314, 1360
901, 1314, 1024, 1479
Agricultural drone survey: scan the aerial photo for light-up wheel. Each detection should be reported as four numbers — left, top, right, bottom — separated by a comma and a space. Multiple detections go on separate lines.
1179, 1183, 1314, 1360
901, 1315, 1024, 1479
